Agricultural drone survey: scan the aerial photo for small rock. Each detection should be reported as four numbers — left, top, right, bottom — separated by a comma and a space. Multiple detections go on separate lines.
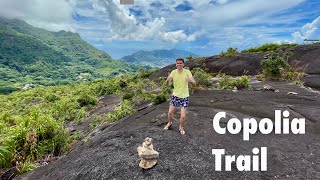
137, 137, 159, 169
232, 87, 238, 92
287, 92, 298, 95
263, 84, 275, 91
262, 84, 279, 92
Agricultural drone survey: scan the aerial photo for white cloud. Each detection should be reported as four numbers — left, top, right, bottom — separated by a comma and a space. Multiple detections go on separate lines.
0, 0, 316, 57
210, 0, 233, 5
0, 0, 76, 32
274, 40, 295, 44
90, 0, 198, 43
190, 0, 305, 26
203, 26, 298, 53
292, 16, 320, 43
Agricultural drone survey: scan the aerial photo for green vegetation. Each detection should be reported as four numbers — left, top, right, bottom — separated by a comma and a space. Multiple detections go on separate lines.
120, 49, 199, 68
0, 69, 175, 173
217, 74, 250, 90
219, 47, 239, 57
260, 51, 305, 81
153, 94, 167, 105
261, 52, 288, 78
242, 43, 298, 53
191, 68, 212, 88
105, 100, 135, 123
185, 55, 193, 61
0, 17, 144, 94
194, 57, 206, 62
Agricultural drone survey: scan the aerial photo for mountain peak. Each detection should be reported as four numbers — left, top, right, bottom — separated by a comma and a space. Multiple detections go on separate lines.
121, 49, 198, 68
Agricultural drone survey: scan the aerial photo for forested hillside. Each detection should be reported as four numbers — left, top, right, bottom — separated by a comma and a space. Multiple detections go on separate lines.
120, 49, 198, 68
0, 18, 142, 94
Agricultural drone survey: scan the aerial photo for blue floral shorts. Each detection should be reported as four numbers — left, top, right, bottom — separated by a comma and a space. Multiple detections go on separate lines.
170, 95, 189, 108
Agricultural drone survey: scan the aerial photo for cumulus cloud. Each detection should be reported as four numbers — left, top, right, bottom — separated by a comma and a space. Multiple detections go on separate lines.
192, 0, 305, 26
0, 0, 315, 57
210, 0, 233, 5
90, 0, 199, 43
292, 16, 320, 43
0, 0, 76, 32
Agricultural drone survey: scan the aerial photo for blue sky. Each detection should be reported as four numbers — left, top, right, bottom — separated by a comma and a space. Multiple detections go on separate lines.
0, 0, 320, 59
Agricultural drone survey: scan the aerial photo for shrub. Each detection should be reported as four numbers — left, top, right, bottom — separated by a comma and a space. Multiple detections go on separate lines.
0, 111, 68, 169
242, 43, 298, 53
185, 55, 193, 61
0, 146, 11, 168
95, 80, 119, 96
135, 69, 154, 79
77, 92, 97, 107
105, 100, 135, 123
195, 57, 206, 62
45, 94, 59, 102
217, 74, 235, 90
20, 160, 36, 173
153, 94, 167, 105
158, 77, 173, 95
281, 64, 305, 82
234, 76, 250, 90
191, 68, 212, 87
219, 48, 239, 57
261, 52, 288, 79
122, 92, 134, 100
217, 74, 250, 90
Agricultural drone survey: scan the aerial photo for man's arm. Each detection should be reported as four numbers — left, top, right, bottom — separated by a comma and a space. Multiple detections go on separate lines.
186, 71, 196, 86
186, 75, 196, 86
166, 74, 173, 85
166, 72, 173, 85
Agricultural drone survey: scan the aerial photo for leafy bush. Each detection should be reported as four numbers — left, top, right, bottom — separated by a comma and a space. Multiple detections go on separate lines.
77, 92, 97, 107
158, 77, 173, 96
105, 100, 135, 123
217, 74, 250, 90
261, 52, 288, 79
95, 81, 119, 96
122, 92, 134, 100
20, 160, 36, 173
185, 55, 193, 61
219, 48, 239, 57
242, 43, 297, 53
153, 94, 167, 105
0, 86, 19, 94
0, 110, 68, 169
217, 74, 235, 89
45, 94, 60, 102
134, 69, 155, 79
234, 75, 250, 89
281, 64, 305, 82
195, 57, 206, 62
191, 68, 212, 87
260, 51, 305, 81
0, 69, 168, 172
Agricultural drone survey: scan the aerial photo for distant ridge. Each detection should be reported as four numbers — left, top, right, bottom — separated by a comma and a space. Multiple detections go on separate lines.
120, 49, 199, 68
0, 17, 139, 93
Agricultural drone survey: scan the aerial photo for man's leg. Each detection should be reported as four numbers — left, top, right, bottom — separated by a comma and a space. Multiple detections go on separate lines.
164, 105, 175, 129
179, 107, 187, 134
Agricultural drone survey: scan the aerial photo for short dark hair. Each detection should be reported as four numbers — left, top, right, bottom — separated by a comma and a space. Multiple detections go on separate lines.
176, 58, 184, 63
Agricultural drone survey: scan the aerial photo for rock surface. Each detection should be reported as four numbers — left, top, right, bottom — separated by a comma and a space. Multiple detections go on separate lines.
16, 81, 320, 180
149, 44, 320, 89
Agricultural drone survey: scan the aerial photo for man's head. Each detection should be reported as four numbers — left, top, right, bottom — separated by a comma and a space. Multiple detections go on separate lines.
176, 58, 184, 70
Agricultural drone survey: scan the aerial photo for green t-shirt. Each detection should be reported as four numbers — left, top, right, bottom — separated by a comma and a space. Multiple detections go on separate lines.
169, 68, 193, 98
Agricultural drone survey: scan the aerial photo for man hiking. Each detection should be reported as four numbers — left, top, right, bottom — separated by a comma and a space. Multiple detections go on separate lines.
164, 58, 196, 135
